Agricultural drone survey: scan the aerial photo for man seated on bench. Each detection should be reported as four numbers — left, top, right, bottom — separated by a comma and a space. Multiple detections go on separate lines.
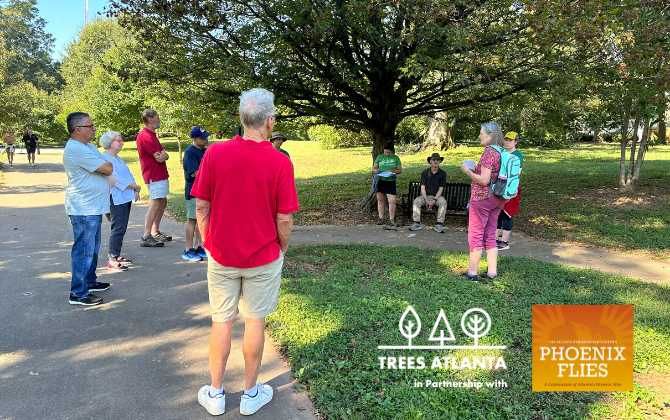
409, 153, 448, 233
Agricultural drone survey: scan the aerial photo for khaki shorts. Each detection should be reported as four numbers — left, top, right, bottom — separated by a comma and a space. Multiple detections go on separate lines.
207, 253, 284, 322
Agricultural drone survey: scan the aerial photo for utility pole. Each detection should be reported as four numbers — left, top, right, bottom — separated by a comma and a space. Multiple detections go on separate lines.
84, 0, 89, 25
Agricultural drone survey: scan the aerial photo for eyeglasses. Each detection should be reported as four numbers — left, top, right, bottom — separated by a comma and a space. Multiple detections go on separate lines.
77, 125, 95, 128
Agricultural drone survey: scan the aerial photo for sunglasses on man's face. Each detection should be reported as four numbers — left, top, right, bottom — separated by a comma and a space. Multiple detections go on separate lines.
77, 125, 95, 129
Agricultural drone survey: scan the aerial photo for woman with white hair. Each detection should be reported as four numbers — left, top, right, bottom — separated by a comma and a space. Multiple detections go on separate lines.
101, 131, 141, 270
461, 122, 506, 282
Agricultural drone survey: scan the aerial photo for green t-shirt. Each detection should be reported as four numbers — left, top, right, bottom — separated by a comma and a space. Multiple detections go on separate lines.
374, 154, 401, 180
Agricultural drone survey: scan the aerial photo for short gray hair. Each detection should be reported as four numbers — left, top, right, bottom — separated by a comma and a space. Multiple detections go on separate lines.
481, 122, 504, 147
239, 88, 275, 129
100, 131, 122, 149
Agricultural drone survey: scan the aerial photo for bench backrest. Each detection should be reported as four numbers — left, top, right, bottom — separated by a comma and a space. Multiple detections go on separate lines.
408, 181, 471, 212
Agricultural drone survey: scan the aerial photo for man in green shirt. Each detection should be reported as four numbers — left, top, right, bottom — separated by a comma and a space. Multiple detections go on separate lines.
373, 143, 402, 228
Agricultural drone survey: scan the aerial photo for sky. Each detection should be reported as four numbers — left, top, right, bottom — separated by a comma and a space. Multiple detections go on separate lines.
36, 0, 111, 61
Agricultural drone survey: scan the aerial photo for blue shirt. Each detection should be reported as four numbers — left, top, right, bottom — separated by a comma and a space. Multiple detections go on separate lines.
63, 139, 110, 215
183, 144, 206, 199
103, 152, 136, 205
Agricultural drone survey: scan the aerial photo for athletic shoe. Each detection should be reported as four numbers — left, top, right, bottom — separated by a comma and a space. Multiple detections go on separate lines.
240, 383, 273, 416
195, 246, 207, 259
383, 221, 399, 230
376, 218, 385, 225
433, 223, 445, 233
69, 294, 103, 306
463, 272, 480, 282
153, 231, 172, 242
497, 241, 510, 251
181, 249, 202, 262
88, 282, 111, 292
198, 385, 226, 416
408, 222, 423, 231
140, 235, 165, 247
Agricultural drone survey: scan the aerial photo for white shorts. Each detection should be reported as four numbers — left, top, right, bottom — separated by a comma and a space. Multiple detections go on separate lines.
148, 179, 169, 200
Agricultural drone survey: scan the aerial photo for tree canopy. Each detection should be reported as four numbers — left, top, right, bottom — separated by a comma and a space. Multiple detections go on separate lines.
109, 0, 588, 155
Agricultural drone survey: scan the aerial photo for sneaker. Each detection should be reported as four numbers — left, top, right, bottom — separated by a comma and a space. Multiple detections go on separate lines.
240, 383, 273, 416
497, 241, 510, 250
153, 231, 172, 242
408, 222, 423, 231
376, 218, 385, 225
68, 293, 103, 306
195, 246, 207, 259
433, 223, 445, 233
198, 385, 225, 416
88, 282, 111, 292
140, 235, 165, 247
181, 249, 202, 262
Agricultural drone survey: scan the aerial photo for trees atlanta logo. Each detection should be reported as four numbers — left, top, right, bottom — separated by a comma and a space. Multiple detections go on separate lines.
532, 304, 633, 392
377, 306, 507, 372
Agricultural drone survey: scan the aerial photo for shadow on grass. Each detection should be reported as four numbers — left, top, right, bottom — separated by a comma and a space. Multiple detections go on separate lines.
269, 245, 670, 419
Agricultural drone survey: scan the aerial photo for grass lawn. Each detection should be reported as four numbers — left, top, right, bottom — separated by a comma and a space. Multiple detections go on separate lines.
269, 245, 670, 419
118, 139, 670, 255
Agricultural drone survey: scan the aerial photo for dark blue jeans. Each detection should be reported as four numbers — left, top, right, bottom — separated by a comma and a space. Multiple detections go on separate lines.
109, 199, 132, 258
69, 215, 102, 298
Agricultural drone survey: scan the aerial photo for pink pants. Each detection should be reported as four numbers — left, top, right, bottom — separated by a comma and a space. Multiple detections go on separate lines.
468, 196, 505, 252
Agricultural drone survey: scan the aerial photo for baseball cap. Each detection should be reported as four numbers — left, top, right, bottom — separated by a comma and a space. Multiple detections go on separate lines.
190, 126, 209, 139
504, 131, 518, 141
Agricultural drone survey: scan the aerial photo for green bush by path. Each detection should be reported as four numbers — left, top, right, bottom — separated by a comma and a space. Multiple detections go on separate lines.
269, 245, 670, 419
119, 140, 670, 255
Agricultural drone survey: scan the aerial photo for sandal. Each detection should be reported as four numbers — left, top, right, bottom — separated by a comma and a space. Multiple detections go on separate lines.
116, 256, 133, 264
107, 260, 128, 271
462, 272, 480, 282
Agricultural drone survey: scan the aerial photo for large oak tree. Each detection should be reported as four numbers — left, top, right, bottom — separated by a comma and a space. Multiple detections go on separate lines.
109, 0, 584, 156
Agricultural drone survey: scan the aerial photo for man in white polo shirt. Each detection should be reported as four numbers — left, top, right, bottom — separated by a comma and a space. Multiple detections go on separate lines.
63, 112, 113, 306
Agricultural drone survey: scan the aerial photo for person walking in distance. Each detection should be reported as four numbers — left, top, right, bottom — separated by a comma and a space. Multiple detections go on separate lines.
63, 112, 112, 306
136, 109, 171, 247
22, 128, 39, 167
191, 88, 299, 416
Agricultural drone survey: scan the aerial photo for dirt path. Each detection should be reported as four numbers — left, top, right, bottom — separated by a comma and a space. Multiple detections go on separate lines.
0, 153, 314, 419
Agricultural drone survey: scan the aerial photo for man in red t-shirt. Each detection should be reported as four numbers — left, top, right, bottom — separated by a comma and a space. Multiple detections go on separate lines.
136, 109, 171, 247
190, 88, 299, 416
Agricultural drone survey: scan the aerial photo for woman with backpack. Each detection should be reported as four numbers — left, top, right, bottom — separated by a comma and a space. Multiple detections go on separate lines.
461, 122, 507, 281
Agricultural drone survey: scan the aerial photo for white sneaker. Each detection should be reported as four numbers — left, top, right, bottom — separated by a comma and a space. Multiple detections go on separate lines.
198, 385, 225, 416
240, 383, 273, 416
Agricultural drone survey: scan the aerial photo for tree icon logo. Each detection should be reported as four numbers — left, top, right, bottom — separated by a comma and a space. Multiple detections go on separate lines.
428, 309, 456, 346
398, 305, 422, 347
460, 308, 492, 347
378, 306, 504, 350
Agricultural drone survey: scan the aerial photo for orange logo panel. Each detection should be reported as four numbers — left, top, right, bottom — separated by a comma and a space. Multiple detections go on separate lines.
532, 304, 633, 392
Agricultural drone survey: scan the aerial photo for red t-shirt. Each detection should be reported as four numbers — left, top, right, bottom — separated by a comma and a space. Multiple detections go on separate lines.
136, 127, 169, 183
190, 136, 300, 268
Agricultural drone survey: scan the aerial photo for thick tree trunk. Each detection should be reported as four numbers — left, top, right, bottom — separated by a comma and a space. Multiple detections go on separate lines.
421, 112, 455, 150
593, 126, 602, 143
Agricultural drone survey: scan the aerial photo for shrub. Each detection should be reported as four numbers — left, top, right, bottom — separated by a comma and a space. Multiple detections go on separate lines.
307, 124, 371, 149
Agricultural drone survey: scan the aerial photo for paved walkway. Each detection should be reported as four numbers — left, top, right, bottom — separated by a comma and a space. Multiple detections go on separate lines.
0, 154, 315, 419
